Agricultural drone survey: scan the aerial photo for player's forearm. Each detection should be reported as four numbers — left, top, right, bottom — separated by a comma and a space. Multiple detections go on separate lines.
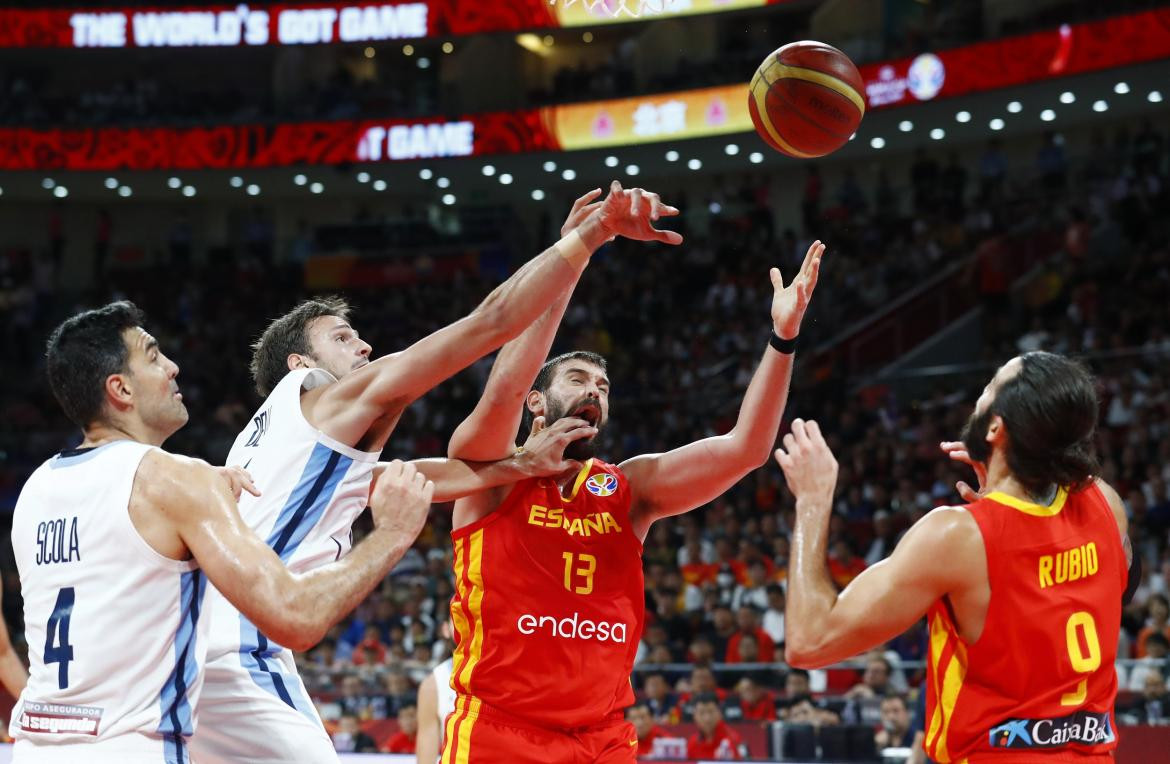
0, 644, 28, 697
449, 293, 573, 460
415, 727, 439, 764
282, 526, 413, 649
785, 494, 841, 666
410, 456, 526, 503
726, 345, 795, 470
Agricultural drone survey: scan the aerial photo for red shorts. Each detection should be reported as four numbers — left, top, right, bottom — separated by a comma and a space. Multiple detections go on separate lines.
440, 696, 637, 764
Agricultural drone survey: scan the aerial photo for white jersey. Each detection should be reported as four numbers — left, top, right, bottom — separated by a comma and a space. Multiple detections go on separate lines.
9, 440, 208, 763
433, 658, 456, 748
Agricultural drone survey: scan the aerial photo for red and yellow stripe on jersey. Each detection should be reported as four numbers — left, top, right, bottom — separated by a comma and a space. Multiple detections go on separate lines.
925, 484, 1126, 763
441, 458, 645, 764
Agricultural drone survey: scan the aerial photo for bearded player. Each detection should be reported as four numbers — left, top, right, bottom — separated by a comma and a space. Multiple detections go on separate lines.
438, 232, 824, 762
779, 352, 1132, 763
190, 183, 682, 764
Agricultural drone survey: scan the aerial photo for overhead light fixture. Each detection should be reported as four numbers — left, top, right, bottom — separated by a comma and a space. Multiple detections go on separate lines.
582, 32, 594, 43
687, 158, 702, 170
625, 164, 639, 176
543, 160, 557, 172
532, 189, 546, 200
53, 186, 68, 198
724, 143, 739, 155
364, 46, 375, 59
605, 156, 619, 168
42, 178, 55, 189
294, 174, 307, 186
1092, 99, 1108, 112
665, 150, 679, 161
403, 44, 414, 56
561, 168, 576, 181
118, 186, 132, 197
955, 110, 971, 123
167, 177, 181, 189
419, 168, 433, 180
104, 177, 118, 190
749, 152, 764, 164
542, 35, 554, 46
1114, 82, 1130, 95
1059, 91, 1075, 104
482, 164, 496, 177
930, 128, 945, 140
1039, 110, 1055, 122
356, 172, 370, 183
230, 176, 244, 188
417, 57, 431, 69
309, 182, 324, 194
898, 120, 913, 132
182, 185, 196, 197
246, 184, 260, 196
1007, 101, 1022, 113
500, 173, 514, 185
870, 136, 886, 149
516, 33, 551, 57
437, 176, 450, 188
373, 179, 387, 191
442, 193, 456, 205
1149, 90, 1163, 103
442, 42, 454, 54
989, 118, 1005, 130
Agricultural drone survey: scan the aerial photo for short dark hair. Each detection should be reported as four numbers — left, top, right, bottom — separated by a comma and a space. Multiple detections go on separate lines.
1147, 632, 1169, 650
46, 300, 145, 428
787, 668, 810, 682
520, 350, 608, 435
250, 296, 351, 397
881, 693, 909, 710
692, 692, 721, 708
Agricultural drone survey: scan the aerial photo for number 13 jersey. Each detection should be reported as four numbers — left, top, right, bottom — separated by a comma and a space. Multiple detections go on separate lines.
447, 458, 645, 730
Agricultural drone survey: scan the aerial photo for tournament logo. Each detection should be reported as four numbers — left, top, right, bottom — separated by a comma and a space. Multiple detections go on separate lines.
907, 53, 945, 101
585, 473, 618, 497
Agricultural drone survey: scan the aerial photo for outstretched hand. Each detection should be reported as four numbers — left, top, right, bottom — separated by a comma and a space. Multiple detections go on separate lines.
596, 180, 683, 245
518, 416, 595, 477
771, 239, 825, 340
774, 418, 838, 510
561, 188, 604, 238
940, 441, 988, 503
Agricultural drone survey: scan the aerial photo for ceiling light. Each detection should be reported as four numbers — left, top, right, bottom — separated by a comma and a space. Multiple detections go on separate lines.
870, 136, 886, 149
118, 186, 132, 197
515, 34, 551, 57
482, 164, 496, 177
419, 168, 433, 180
356, 171, 370, 183
605, 156, 619, 168
930, 128, 945, 140
849, 132, 856, 141
1092, 100, 1108, 112
1007, 101, 1022, 113
230, 176, 244, 188
42, 178, 55, 189
989, 118, 1005, 130
955, 110, 971, 123
104, 177, 118, 190
1149, 90, 1163, 103
561, 168, 576, 181
1114, 82, 1130, 95
543, 160, 557, 172
625, 164, 639, 176
583, 32, 593, 43
364, 46, 375, 59
441, 42, 454, 54
1059, 91, 1075, 104
167, 177, 181, 189
749, 152, 764, 164
442, 193, 456, 205
1039, 110, 1055, 122
309, 182, 324, 194
417, 57, 430, 69
532, 189, 545, 200
246, 184, 260, 196
373, 179, 387, 191
182, 185, 196, 197
898, 120, 913, 132
724, 143, 739, 155
53, 186, 68, 198
708, 202, 722, 214
665, 150, 679, 161
499, 173, 514, 185
437, 176, 450, 188
403, 44, 414, 56
293, 174, 307, 186
687, 158, 702, 170
543, 35, 554, 46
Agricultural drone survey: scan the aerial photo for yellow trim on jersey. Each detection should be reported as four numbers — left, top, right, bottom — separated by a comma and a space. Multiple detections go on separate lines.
759, 59, 867, 116
444, 532, 485, 764
987, 487, 1068, 517
926, 613, 969, 763
559, 458, 596, 502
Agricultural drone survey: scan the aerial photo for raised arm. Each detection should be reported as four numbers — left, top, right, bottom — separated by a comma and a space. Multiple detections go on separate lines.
145, 452, 432, 651
448, 189, 616, 461
623, 241, 824, 540
0, 587, 27, 698
775, 419, 984, 667
306, 183, 682, 447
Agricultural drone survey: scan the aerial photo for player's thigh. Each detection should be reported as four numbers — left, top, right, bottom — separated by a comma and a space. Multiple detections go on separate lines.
585, 720, 639, 764
441, 713, 563, 764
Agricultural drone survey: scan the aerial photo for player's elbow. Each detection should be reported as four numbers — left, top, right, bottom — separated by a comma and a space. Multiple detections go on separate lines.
268, 617, 324, 652
784, 631, 833, 669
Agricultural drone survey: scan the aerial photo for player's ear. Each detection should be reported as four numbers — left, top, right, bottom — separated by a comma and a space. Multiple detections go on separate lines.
987, 414, 1005, 443
287, 353, 310, 371
525, 390, 545, 416
104, 372, 133, 411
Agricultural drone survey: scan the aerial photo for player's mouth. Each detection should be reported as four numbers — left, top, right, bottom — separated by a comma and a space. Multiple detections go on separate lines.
353, 358, 370, 370
571, 403, 601, 426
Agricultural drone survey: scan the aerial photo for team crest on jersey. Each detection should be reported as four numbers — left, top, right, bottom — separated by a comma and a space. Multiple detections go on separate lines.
585, 473, 618, 497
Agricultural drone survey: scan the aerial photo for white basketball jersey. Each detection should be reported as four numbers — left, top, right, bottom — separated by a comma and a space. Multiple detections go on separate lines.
9, 440, 208, 762
206, 368, 378, 666
433, 658, 456, 748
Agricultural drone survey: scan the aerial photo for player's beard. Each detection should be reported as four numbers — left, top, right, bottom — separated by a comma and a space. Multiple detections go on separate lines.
960, 407, 994, 466
544, 394, 604, 461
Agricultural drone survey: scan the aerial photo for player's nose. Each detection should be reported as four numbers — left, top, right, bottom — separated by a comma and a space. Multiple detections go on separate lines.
358, 340, 371, 357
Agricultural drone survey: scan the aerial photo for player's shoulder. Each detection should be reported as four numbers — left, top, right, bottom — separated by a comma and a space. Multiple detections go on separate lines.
1091, 477, 1127, 533
135, 449, 220, 503
906, 505, 984, 551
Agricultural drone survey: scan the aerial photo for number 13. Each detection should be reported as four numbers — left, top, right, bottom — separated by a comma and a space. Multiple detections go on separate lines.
562, 552, 596, 595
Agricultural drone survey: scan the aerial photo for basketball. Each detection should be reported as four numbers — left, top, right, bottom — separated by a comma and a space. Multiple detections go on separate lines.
748, 41, 866, 158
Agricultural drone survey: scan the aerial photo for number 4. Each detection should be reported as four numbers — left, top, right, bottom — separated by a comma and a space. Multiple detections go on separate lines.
44, 587, 75, 690
1061, 611, 1101, 706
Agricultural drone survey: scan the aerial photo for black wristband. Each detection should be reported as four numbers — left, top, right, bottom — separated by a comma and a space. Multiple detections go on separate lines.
769, 330, 797, 355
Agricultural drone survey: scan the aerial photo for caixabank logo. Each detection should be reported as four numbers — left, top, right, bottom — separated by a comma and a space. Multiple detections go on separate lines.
988, 710, 1114, 749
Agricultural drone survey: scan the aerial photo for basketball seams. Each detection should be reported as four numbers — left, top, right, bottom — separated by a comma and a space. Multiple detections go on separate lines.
750, 50, 865, 157
761, 58, 866, 116
769, 81, 858, 142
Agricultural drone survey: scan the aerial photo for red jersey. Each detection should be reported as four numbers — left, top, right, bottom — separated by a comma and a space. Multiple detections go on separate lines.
384, 731, 415, 753
688, 721, 742, 759
637, 725, 671, 757
447, 458, 644, 729
925, 484, 1125, 763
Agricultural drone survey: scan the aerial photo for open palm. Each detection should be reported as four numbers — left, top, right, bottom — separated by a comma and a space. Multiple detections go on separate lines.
771, 239, 825, 340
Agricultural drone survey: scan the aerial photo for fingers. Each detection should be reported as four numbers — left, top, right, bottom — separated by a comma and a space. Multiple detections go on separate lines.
530, 415, 546, 436
769, 267, 783, 290
609, 179, 623, 197
630, 187, 644, 219
774, 447, 794, 470
805, 250, 822, 294
653, 228, 684, 245
955, 481, 980, 503
240, 475, 261, 497
572, 188, 603, 213
800, 240, 823, 278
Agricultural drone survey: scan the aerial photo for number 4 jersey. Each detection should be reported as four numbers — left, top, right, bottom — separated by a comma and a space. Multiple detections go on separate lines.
446, 458, 645, 733
9, 440, 208, 763
925, 483, 1126, 763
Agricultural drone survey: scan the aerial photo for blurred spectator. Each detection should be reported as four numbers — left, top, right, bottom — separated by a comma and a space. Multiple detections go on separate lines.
843, 655, 894, 725
874, 694, 915, 749
723, 677, 776, 722
864, 510, 898, 565
688, 694, 744, 760
1127, 633, 1170, 691
1119, 669, 1170, 724
1136, 594, 1170, 658
628, 702, 671, 758
762, 584, 785, 646
376, 669, 416, 719
680, 667, 726, 720
828, 540, 867, 589
337, 675, 372, 719
350, 625, 388, 666
643, 673, 681, 725
383, 704, 417, 753
331, 714, 378, 753
725, 607, 775, 663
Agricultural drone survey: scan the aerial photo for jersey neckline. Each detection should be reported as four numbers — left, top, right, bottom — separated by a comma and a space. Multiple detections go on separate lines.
985, 486, 1068, 516
558, 458, 596, 502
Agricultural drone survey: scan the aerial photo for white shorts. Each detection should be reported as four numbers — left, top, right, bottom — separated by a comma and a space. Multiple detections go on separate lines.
189, 648, 339, 764
13, 732, 192, 763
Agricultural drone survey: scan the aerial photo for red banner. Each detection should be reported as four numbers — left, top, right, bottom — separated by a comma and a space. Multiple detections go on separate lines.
0, 1, 788, 48
2, 9, 1168, 171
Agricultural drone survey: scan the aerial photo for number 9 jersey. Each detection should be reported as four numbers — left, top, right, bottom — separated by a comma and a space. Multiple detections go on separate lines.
445, 458, 645, 737
9, 441, 208, 764
924, 483, 1126, 763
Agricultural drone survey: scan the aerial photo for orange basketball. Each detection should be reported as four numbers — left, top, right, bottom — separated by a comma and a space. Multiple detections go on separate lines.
748, 41, 866, 159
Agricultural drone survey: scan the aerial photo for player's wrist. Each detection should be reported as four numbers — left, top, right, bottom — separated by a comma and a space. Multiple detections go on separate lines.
769, 328, 798, 354
554, 228, 592, 270
576, 213, 613, 253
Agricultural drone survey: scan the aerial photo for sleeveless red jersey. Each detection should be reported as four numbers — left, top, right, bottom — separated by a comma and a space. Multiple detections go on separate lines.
925, 484, 1126, 763
447, 458, 645, 729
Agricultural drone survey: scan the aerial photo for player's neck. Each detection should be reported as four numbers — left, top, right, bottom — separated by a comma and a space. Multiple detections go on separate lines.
81, 418, 166, 449
984, 452, 1057, 505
